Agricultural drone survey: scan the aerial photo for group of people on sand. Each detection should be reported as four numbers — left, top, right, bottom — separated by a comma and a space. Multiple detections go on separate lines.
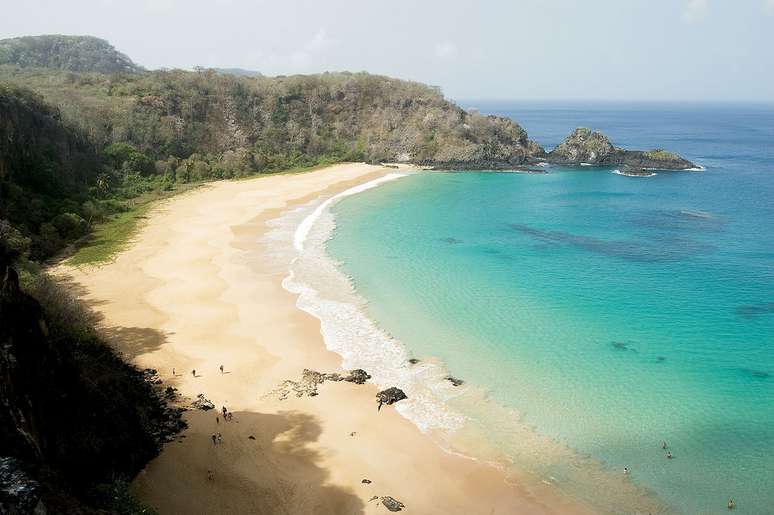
624, 441, 736, 510
211, 408, 234, 444
169, 366, 234, 484
171, 364, 226, 378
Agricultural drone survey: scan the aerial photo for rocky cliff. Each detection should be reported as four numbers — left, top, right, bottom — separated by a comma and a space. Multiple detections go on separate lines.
0, 265, 184, 513
547, 128, 696, 170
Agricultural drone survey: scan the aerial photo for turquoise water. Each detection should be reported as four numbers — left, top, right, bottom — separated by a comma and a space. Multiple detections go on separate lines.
326, 104, 774, 514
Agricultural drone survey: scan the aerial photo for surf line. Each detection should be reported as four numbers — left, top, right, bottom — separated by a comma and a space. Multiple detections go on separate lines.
294, 172, 408, 252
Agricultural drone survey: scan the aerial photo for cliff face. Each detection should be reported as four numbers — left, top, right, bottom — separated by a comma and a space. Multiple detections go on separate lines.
547, 128, 696, 170
0, 267, 184, 512
0, 35, 141, 74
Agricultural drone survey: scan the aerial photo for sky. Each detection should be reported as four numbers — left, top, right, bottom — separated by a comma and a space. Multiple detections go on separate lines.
2, 0, 773, 102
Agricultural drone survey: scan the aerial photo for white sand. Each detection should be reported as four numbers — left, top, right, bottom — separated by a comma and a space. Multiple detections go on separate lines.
56, 163, 592, 514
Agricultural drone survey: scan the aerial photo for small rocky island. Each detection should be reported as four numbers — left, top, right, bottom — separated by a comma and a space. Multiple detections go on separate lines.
543, 128, 698, 171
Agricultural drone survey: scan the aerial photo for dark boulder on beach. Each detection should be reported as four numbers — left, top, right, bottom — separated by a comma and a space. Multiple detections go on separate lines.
381, 496, 406, 512
192, 394, 215, 410
344, 369, 371, 385
376, 387, 407, 410
548, 128, 697, 170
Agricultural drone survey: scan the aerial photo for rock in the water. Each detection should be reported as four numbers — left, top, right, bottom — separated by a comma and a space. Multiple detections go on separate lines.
445, 376, 464, 387
344, 369, 371, 384
191, 394, 215, 411
549, 128, 615, 165
376, 387, 407, 410
547, 127, 697, 170
361, 478, 372, 484
0, 457, 45, 515
408, 358, 420, 365
381, 496, 405, 512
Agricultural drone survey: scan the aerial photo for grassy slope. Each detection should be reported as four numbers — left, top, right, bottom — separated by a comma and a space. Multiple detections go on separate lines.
65, 161, 346, 266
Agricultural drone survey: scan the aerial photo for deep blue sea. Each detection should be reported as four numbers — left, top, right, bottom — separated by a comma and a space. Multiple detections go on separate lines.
323, 102, 774, 514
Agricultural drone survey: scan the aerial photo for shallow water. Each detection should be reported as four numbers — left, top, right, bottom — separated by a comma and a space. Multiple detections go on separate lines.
320, 103, 774, 514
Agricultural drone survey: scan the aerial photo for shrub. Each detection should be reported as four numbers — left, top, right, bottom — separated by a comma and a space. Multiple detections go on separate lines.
52, 212, 87, 240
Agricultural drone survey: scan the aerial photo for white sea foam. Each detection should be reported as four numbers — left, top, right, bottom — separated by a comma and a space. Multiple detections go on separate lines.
580, 162, 593, 166
274, 172, 467, 433
612, 169, 657, 177
641, 164, 705, 172
293, 173, 407, 252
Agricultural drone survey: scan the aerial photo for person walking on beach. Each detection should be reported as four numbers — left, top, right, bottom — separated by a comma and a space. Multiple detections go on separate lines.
623, 467, 630, 475
192, 369, 196, 377
207, 469, 214, 481
728, 498, 735, 510
661, 440, 667, 450
219, 364, 224, 374
666, 451, 673, 459
172, 367, 176, 376
222, 406, 228, 417
217, 432, 223, 444
211, 434, 217, 445
216, 416, 219, 424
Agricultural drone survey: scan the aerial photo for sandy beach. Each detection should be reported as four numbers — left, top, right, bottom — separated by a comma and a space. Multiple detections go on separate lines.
55, 163, 592, 515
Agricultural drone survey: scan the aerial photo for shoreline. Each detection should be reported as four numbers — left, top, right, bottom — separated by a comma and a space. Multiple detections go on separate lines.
54, 163, 594, 514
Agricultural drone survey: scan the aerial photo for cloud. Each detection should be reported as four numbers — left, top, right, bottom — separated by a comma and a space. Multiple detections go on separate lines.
290, 28, 330, 68
683, 0, 709, 23
433, 41, 457, 60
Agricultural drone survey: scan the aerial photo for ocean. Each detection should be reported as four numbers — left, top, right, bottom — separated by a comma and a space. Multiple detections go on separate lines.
282, 102, 774, 514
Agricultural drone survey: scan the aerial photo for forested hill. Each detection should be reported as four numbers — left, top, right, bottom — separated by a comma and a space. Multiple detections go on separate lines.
0, 64, 544, 170
0, 35, 141, 74
0, 43, 545, 262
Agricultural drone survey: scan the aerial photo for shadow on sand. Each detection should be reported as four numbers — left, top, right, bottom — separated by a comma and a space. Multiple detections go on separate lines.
135, 409, 366, 514
54, 271, 169, 361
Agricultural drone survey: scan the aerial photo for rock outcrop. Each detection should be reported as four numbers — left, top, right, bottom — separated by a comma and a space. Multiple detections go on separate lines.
272, 368, 372, 399
191, 394, 215, 411
0, 457, 45, 515
547, 128, 697, 170
381, 496, 406, 512
445, 376, 464, 387
376, 387, 407, 410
